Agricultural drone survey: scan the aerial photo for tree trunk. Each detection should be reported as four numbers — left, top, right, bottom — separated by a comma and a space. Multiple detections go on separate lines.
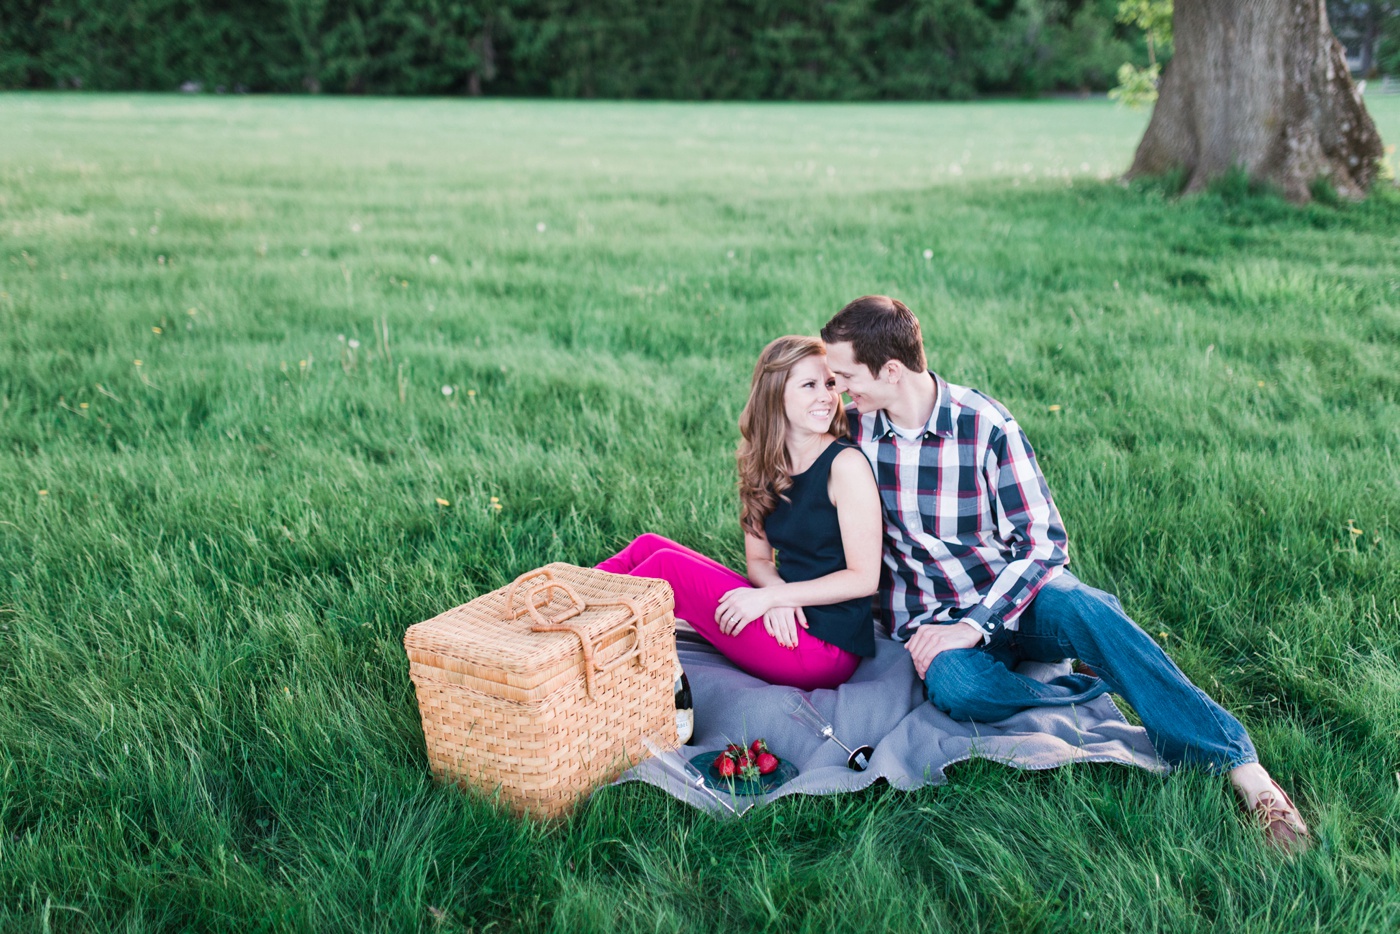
468, 23, 496, 97
1127, 0, 1385, 202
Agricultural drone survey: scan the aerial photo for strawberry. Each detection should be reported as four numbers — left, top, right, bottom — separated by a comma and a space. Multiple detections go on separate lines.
756, 752, 779, 775
715, 755, 738, 778
749, 738, 770, 757
725, 743, 745, 757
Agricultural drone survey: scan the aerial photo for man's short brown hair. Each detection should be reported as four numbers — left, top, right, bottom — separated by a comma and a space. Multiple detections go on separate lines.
821, 295, 927, 375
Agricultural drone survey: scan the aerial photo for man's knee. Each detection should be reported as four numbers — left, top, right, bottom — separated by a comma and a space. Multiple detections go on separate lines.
925, 649, 997, 721
1037, 577, 1132, 642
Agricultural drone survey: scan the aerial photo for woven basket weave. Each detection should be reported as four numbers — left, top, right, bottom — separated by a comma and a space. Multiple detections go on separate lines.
404, 563, 676, 818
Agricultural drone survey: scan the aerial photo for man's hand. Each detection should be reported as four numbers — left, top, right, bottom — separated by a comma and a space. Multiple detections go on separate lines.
761, 606, 808, 649
906, 622, 984, 680
716, 587, 773, 636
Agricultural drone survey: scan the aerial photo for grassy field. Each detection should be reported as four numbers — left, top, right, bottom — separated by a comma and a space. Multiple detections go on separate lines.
2, 93, 1400, 933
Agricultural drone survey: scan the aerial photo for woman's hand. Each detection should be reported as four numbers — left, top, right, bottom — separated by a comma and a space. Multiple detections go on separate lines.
762, 606, 808, 649
715, 587, 774, 636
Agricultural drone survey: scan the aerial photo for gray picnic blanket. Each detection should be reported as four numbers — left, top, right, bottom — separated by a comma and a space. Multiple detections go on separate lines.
617, 628, 1167, 815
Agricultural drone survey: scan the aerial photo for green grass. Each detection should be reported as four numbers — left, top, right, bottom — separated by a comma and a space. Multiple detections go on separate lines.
2, 93, 1400, 933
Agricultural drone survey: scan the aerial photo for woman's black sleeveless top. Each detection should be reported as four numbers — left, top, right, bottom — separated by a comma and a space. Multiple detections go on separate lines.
762, 439, 875, 657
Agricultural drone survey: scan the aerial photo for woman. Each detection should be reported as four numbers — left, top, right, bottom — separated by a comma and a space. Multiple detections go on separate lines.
597, 335, 882, 691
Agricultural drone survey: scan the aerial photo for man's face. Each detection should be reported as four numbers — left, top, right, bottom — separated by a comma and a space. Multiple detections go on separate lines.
825, 341, 893, 414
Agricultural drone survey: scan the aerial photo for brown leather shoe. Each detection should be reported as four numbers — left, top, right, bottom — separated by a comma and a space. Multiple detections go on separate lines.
1072, 660, 1101, 679
1250, 780, 1311, 854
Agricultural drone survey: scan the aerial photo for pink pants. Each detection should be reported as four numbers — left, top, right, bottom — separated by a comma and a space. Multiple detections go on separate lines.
596, 533, 860, 691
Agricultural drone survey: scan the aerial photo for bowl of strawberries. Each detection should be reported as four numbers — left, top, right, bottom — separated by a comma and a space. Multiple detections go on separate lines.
689, 739, 796, 796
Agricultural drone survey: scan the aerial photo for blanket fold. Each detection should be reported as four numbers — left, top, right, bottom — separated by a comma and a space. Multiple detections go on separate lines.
617, 630, 1167, 814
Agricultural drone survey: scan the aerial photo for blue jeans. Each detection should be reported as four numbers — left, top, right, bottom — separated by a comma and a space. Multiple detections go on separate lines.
923, 572, 1258, 772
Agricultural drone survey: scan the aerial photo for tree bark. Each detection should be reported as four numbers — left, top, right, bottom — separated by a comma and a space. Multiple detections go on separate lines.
1127, 0, 1385, 202
468, 22, 496, 97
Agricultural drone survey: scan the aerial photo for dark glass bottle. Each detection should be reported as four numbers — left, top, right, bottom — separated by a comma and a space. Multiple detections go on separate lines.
674, 670, 694, 745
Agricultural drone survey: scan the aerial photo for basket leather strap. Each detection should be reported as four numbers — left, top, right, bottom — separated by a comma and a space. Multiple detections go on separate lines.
503, 568, 557, 620
585, 595, 648, 676
521, 585, 649, 700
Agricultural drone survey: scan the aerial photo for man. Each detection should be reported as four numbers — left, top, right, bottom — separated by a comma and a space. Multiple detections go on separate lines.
821, 295, 1310, 852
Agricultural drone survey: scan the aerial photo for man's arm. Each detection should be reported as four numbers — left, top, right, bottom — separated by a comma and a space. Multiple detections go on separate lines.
958, 417, 1069, 639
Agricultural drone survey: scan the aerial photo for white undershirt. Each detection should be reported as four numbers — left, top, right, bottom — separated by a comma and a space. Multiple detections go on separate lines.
887, 414, 932, 442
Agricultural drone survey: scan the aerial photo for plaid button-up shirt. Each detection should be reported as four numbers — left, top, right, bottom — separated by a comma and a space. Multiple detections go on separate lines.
848, 374, 1069, 642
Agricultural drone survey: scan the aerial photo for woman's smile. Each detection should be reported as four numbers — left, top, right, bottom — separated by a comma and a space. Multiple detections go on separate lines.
784, 354, 841, 434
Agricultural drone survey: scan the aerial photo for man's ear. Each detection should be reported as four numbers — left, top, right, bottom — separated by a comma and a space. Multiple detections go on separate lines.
881, 359, 906, 383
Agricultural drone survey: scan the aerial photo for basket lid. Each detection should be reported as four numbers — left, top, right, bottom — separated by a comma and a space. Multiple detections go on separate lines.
403, 563, 673, 695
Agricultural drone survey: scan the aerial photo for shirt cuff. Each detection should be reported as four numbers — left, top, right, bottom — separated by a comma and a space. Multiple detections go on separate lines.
961, 603, 1001, 642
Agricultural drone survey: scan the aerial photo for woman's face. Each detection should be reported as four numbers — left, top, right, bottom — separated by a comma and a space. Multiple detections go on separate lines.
782, 354, 839, 435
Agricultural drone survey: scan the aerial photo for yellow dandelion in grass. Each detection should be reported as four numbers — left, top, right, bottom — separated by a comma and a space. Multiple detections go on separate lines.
152, 326, 162, 334
490, 496, 499, 504
38, 489, 48, 496
1257, 380, 1266, 387
467, 389, 477, 398
133, 359, 143, 367
1048, 404, 1062, 413
493, 503, 503, 512
79, 402, 88, 409
1347, 520, 1364, 538
436, 498, 451, 507
187, 307, 197, 316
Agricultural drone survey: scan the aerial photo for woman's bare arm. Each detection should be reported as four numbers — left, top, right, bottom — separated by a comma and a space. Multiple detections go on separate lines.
719, 448, 882, 620
744, 529, 785, 588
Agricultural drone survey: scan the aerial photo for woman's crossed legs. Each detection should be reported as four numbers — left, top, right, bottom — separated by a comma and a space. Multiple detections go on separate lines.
597, 533, 858, 691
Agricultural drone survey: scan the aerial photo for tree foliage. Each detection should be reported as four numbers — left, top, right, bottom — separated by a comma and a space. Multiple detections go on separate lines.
1108, 0, 1170, 108
2, 0, 1147, 97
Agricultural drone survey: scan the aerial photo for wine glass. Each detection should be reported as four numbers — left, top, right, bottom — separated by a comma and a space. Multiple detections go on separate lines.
640, 735, 750, 816
782, 692, 873, 771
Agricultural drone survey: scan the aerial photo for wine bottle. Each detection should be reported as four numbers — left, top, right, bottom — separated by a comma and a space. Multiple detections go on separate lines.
674, 670, 694, 745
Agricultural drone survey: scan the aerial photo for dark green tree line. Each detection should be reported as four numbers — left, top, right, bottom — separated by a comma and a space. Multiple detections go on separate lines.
1, 0, 1151, 98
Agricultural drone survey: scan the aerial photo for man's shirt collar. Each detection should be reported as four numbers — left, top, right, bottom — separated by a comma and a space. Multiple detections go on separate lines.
874, 372, 954, 440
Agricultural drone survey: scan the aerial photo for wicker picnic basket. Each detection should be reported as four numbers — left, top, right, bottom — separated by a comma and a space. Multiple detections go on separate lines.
403, 563, 677, 819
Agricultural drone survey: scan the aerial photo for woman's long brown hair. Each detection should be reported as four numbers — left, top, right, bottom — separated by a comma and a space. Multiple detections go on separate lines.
737, 335, 848, 538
